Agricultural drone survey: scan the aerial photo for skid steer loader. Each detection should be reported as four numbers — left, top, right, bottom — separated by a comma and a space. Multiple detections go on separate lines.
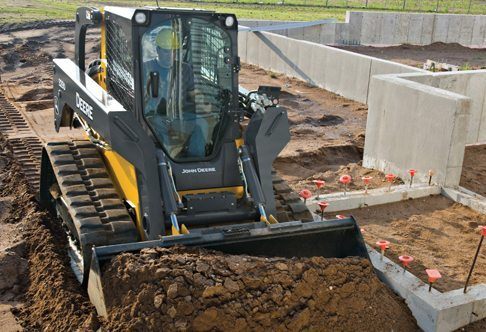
39, 6, 368, 316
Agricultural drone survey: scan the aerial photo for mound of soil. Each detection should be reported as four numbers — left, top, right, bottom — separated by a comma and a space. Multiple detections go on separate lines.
102, 246, 418, 332
0, 139, 99, 331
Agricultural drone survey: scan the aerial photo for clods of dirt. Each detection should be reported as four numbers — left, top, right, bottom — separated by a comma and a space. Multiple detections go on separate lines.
102, 246, 418, 332
330, 195, 486, 292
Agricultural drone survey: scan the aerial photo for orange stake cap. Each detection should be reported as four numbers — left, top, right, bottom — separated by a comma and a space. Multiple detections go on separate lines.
399, 255, 414, 267
339, 174, 352, 184
360, 227, 366, 233
376, 240, 390, 251
317, 201, 329, 212
299, 189, 312, 200
362, 176, 373, 185
426, 269, 441, 283
335, 214, 346, 220
385, 174, 396, 182
313, 180, 325, 189
480, 226, 486, 237
408, 169, 416, 176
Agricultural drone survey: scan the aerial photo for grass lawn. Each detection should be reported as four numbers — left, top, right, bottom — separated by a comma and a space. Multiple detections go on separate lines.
0, 0, 484, 24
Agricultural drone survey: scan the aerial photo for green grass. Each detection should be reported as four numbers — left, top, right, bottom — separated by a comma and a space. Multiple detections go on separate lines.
0, 0, 484, 24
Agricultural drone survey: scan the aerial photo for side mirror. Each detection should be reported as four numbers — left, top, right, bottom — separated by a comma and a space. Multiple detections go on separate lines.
149, 71, 159, 98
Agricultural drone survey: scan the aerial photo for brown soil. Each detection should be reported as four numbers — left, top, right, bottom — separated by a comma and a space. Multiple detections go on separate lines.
0, 139, 100, 331
335, 42, 486, 70
327, 195, 486, 292
240, 64, 401, 193
102, 246, 418, 332
460, 144, 486, 197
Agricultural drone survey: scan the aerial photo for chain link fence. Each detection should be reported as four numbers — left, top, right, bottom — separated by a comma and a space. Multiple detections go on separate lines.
188, 0, 486, 14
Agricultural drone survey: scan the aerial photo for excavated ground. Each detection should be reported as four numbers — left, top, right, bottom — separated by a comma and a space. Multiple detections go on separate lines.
326, 195, 486, 292
335, 42, 486, 70
460, 144, 486, 197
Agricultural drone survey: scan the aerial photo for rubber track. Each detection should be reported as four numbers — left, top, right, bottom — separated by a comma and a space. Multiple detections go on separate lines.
45, 140, 138, 253
8, 137, 42, 192
272, 171, 314, 222
0, 93, 31, 134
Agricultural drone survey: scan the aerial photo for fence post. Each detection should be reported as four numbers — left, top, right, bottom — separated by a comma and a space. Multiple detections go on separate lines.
326, 0, 329, 7
468, 0, 472, 13
436, 0, 440, 12
365, 0, 368, 8
402, 0, 406, 10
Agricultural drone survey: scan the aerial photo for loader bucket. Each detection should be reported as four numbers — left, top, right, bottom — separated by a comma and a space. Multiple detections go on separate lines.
88, 216, 368, 317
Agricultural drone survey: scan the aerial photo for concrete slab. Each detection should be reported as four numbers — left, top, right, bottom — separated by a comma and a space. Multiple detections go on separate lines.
305, 183, 441, 213
394, 13, 411, 45
471, 15, 486, 47
432, 14, 450, 42
303, 25, 321, 44
446, 15, 463, 44
319, 24, 336, 45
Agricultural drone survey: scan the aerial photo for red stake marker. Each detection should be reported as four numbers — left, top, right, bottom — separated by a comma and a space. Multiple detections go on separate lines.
376, 240, 390, 260
399, 255, 414, 272
426, 269, 442, 292
335, 214, 346, 220
299, 189, 312, 205
339, 175, 352, 196
408, 169, 416, 188
362, 176, 373, 194
317, 201, 329, 221
313, 180, 325, 199
385, 173, 396, 192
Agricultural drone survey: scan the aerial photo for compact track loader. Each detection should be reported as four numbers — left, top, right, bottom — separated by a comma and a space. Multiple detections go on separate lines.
39, 6, 368, 316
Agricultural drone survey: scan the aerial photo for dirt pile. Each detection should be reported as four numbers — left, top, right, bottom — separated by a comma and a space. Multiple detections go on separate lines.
102, 246, 418, 332
0, 139, 99, 331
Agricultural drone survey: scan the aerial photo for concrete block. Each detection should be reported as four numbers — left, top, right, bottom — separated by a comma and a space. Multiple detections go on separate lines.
471, 15, 486, 47
347, 11, 363, 44
479, 90, 486, 142
407, 14, 424, 45
458, 15, 476, 46
420, 14, 435, 45
380, 13, 398, 45
446, 15, 463, 44
287, 27, 304, 41
237, 30, 248, 63
245, 32, 260, 66
296, 41, 317, 85
319, 24, 336, 45
393, 13, 411, 45
334, 24, 349, 45
432, 14, 451, 43
361, 12, 382, 45
309, 44, 328, 87
364, 74, 470, 186
463, 73, 486, 144
302, 25, 321, 44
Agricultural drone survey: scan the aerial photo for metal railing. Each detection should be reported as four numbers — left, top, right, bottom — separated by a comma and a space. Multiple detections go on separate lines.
186, 0, 486, 15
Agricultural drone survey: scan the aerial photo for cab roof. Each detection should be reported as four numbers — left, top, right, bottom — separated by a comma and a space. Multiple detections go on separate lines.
104, 6, 215, 20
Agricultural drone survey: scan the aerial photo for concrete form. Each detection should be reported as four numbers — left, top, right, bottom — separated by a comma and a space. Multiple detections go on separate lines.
369, 247, 486, 332
249, 11, 486, 48
306, 183, 441, 214
364, 70, 486, 187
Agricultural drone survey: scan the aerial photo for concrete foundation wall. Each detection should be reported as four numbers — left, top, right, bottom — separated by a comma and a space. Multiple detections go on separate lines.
363, 73, 474, 187
238, 29, 424, 103
264, 11, 486, 48
404, 71, 486, 144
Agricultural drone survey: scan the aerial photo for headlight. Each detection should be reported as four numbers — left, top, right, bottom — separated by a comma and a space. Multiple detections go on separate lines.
225, 16, 235, 28
134, 12, 147, 25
